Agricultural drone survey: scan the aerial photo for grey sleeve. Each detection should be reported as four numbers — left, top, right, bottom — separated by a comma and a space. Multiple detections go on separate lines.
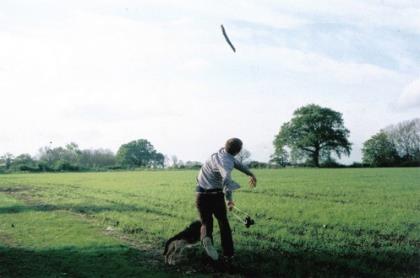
233, 159, 254, 176
224, 189, 233, 202
217, 159, 239, 202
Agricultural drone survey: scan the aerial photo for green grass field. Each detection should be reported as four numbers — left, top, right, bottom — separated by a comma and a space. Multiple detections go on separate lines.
0, 169, 419, 277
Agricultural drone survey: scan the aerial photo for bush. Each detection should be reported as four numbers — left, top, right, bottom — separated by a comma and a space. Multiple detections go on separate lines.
19, 165, 42, 172
348, 162, 368, 168
55, 162, 80, 172
398, 160, 420, 167
37, 162, 54, 172
248, 161, 269, 169
107, 165, 124, 170
320, 158, 345, 168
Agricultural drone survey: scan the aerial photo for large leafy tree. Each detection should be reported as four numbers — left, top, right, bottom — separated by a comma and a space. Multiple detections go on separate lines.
362, 131, 399, 166
274, 104, 351, 167
116, 139, 164, 168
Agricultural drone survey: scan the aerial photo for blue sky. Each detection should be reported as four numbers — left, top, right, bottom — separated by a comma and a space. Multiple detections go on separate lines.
1, 0, 419, 163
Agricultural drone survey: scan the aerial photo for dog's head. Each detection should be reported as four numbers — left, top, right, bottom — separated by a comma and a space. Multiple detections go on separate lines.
189, 220, 202, 231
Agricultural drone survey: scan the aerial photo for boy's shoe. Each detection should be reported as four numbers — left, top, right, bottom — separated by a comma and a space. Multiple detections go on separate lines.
202, 237, 219, 261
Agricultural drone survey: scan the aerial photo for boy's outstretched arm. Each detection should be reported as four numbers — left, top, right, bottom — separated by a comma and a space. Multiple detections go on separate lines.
233, 159, 257, 188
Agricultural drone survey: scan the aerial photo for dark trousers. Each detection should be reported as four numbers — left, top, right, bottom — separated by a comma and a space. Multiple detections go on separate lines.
196, 192, 234, 257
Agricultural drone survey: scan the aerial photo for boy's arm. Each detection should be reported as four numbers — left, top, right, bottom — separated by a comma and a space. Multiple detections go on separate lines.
234, 159, 257, 188
233, 159, 254, 176
225, 189, 233, 202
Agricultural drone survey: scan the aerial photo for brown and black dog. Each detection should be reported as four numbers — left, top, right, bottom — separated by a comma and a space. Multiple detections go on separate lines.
163, 220, 201, 265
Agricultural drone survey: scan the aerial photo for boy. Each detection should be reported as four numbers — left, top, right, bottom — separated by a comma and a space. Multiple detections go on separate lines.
196, 138, 257, 263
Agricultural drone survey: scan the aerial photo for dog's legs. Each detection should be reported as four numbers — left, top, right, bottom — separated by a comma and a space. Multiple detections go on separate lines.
169, 249, 175, 265
175, 240, 188, 264
169, 241, 179, 265
170, 240, 187, 265
165, 241, 176, 265
171, 241, 181, 265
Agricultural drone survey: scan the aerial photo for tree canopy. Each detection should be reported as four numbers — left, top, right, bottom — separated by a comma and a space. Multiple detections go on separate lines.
362, 131, 399, 167
116, 139, 164, 168
274, 104, 351, 167
385, 118, 420, 162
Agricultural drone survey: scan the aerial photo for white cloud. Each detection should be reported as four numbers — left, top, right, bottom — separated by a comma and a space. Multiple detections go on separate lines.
253, 46, 401, 84
398, 78, 420, 109
266, 0, 420, 33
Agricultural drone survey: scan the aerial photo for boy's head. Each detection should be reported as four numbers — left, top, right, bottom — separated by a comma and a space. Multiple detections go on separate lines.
225, 138, 243, 156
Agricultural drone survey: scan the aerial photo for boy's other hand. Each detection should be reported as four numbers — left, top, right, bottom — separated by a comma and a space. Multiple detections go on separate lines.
227, 201, 235, 211
249, 175, 257, 188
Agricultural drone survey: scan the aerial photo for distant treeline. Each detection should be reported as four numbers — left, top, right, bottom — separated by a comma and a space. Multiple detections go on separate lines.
0, 139, 202, 173
1, 105, 419, 173
361, 118, 420, 167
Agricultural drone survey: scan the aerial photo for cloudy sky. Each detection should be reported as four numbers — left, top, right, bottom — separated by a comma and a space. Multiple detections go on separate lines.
1, 0, 419, 163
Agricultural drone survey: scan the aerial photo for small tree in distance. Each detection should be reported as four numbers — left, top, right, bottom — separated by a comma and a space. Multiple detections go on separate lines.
270, 147, 289, 167
116, 139, 164, 168
235, 149, 251, 165
362, 131, 399, 166
385, 118, 420, 162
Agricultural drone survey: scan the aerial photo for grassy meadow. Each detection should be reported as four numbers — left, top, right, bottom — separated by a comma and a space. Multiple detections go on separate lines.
0, 168, 419, 277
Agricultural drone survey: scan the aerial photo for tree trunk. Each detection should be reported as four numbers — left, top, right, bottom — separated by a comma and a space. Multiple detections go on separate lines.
313, 147, 320, 167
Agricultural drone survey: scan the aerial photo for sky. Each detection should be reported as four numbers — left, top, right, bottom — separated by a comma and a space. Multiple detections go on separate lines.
1, 0, 419, 164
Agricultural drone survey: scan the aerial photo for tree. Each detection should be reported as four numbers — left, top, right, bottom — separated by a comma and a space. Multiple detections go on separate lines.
152, 152, 165, 168
63, 142, 82, 164
269, 147, 289, 167
38, 146, 65, 169
235, 149, 251, 165
171, 155, 179, 168
184, 161, 203, 169
274, 104, 351, 167
37, 143, 81, 171
11, 154, 37, 170
385, 118, 420, 162
248, 161, 269, 168
78, 149, 116, 169
0, 153, 14, 170
163, 155, 171, 168
116, 139, 164, 168
362, 131, 399, 166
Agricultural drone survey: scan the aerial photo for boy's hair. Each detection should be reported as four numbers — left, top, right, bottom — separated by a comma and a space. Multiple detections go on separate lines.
225, 138, 243, 155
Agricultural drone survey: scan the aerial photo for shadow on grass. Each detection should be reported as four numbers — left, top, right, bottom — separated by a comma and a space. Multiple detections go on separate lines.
238, 247, 420, 277
0, 186, 180, 219
0, 203, 176, 219
0, 186, 31, 193
177, 243, 420, 278
0, 245, 169, 278
0, 242, 418, 277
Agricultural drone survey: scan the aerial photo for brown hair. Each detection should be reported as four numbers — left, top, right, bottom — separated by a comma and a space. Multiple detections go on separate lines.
225, 138, 243, 155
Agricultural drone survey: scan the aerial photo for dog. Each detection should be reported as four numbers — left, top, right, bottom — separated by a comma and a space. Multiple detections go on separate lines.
163, 220, 201, 265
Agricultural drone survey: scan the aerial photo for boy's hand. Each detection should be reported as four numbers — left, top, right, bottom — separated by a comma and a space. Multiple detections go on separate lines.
249, 175, 257, 188
227, 201, 235, 211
